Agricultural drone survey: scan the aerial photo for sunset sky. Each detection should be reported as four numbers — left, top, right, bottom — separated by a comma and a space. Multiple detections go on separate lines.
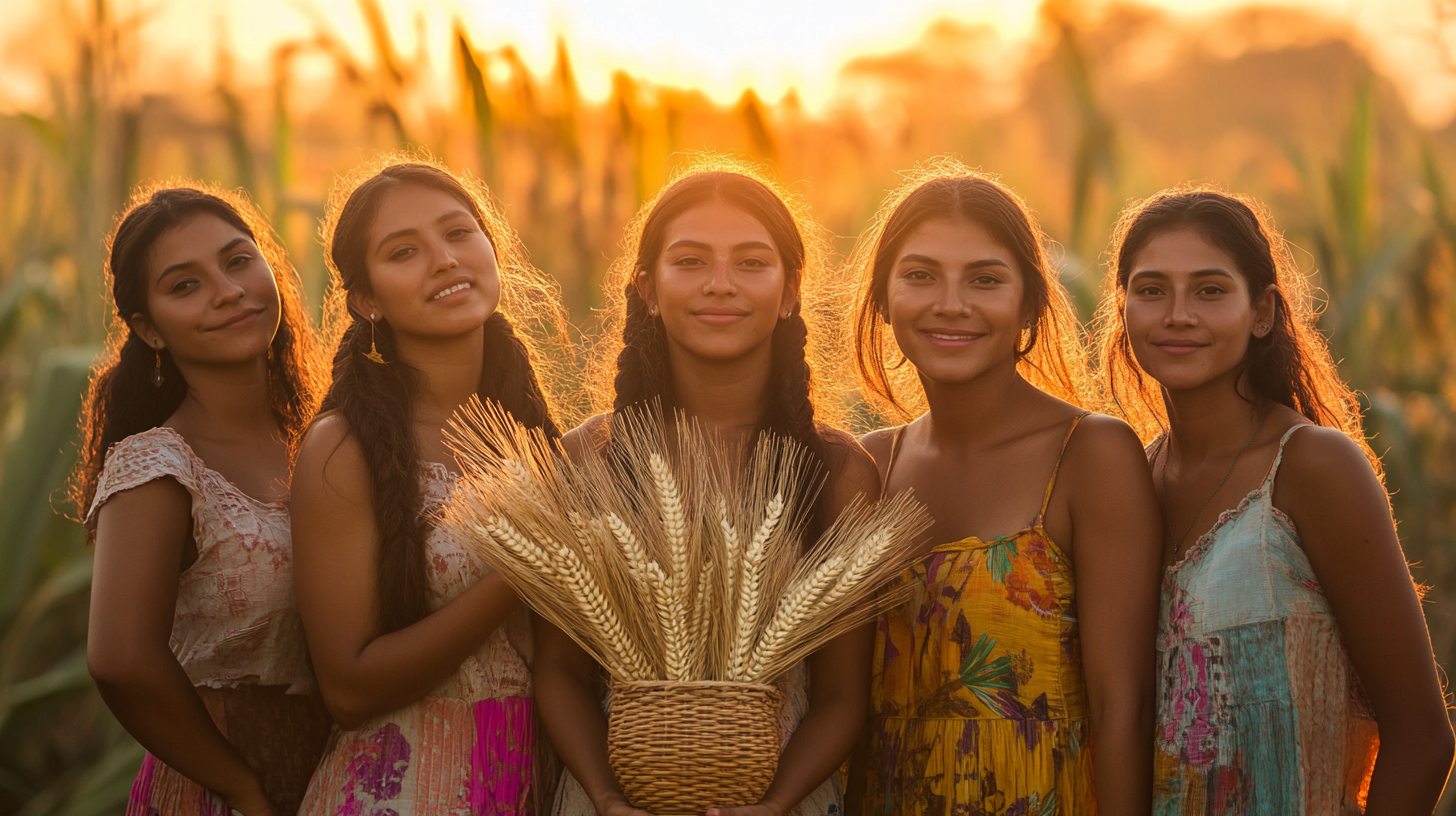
4, 0, 1455, 125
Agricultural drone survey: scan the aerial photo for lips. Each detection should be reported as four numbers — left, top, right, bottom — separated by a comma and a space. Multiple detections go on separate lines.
691, 307, 749, 325
1153, 340, 1207, 356
921, 328, 984, 347
205, 306, 264, 331
429, 279, 473, 302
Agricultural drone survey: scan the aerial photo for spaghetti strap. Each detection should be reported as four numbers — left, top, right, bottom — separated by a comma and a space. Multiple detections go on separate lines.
1260, 423, 1310, 491
1035, 412, 1092, 526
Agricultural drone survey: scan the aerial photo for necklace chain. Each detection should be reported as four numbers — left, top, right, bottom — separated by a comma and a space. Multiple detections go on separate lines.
1158, 411, 1268, 556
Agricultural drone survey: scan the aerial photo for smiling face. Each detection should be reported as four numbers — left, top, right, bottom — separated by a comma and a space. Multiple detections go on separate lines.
348, 183, 502, 341
637, 197, 797, 366
128, 212, 281, 368
884, 216, 1027, 388
1122, 227, 1276, 392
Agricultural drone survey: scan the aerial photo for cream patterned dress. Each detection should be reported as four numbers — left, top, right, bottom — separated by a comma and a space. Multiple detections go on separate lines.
88, 427, 330, 816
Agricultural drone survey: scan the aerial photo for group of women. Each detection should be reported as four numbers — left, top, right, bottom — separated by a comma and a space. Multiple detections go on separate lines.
73, 152, 1454, 816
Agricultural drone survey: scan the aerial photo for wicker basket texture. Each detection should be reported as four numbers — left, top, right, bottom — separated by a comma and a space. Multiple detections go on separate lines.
607, 681, 782, 813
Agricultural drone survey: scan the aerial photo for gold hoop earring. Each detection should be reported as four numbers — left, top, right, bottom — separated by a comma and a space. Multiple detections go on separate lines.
365, 315, 386, 364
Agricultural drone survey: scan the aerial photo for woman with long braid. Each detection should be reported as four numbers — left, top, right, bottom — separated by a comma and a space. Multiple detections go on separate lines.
291, 159, 568, 814
79, 184, 332, 816
538, 158, 879, 816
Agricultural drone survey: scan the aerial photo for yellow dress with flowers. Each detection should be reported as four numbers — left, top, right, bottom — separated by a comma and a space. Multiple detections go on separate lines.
848, 415, 1096, 816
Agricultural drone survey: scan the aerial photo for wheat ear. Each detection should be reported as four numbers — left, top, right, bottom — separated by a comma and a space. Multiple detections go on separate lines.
731, 492, 785, 680
745, 528, 891, 681
551, 541, 654, 680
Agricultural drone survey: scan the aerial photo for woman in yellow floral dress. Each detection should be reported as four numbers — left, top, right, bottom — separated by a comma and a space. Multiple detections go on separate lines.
845, 160, 1163, 815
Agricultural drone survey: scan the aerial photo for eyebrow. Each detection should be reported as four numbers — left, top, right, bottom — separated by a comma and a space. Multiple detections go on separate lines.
375, 209, 474, 252
898, 253, 1011, 272
158, 237, 250, 281
1129, 268, 1237, 282
664, 239, 776, 254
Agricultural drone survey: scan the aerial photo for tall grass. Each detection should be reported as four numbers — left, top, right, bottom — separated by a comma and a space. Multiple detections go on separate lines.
2, 0, 1456, 813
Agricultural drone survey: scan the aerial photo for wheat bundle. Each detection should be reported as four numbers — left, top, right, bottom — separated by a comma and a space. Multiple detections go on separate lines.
440, 399, 929, 811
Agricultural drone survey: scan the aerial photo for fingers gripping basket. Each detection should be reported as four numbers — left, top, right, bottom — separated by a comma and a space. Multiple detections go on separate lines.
608, 681, 782, 813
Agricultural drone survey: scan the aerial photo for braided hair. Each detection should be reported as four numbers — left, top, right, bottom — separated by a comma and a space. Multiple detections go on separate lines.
319, 158, 567, 633
597, 157, 845, 534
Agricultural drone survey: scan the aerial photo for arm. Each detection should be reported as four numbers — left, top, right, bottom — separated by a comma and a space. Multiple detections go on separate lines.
533, 616, 645, 816
1275, 427, 1455, 813
290, 417, 520, 728
1062, 416, 1160, 816
88, 480, 276, 816
712, 433, 882, 816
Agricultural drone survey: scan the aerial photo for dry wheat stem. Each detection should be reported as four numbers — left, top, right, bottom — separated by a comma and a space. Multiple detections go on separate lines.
731, 493, 785, 680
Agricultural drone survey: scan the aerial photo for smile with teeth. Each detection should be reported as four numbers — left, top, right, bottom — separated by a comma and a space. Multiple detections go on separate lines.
431, 282, 472, 301
927, 332, 978, 340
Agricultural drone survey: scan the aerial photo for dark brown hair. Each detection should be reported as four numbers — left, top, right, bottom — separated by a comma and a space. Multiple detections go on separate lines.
71, 183, 328, 525
1092, 184, 1379, 472
594, 156, 846, 531
319, 157, 567, 633
852, 158, 1092, 419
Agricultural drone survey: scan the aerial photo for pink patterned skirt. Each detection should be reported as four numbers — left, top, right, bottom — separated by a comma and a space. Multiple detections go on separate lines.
300, 695, 536, 816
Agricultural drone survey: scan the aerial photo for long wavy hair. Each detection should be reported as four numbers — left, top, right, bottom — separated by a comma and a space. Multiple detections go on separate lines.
70, 183, 329, 525
591, 155, 849, 532
851, 158, 1094, 420
319, 156, 568, 634
1090, 184, 1380, 474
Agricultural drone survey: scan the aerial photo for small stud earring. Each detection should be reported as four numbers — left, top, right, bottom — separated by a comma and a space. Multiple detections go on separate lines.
648, 305, 658, 318
365, 314, 386, 364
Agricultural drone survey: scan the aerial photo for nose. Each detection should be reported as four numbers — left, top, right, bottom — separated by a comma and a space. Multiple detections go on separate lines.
703, 253, 736, 296
1166, 285, 1196, 326
211, 266, 245, 307
931, 278, 972, 317
427, 235, 460, 276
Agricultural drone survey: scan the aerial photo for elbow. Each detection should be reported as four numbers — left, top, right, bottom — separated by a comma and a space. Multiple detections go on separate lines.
318, 684, 376, 731
87, 643, 149, 693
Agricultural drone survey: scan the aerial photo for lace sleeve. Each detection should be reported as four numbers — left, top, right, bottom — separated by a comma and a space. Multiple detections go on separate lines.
85, 428, 204, 532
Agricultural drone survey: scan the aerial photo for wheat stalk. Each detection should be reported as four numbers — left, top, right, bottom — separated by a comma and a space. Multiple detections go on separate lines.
731, 492, 784, 681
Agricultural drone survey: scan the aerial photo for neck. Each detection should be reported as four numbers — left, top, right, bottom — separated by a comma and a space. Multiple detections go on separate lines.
395, 325, 486, 426
172, 357, 278, 439
666, 341, 774, 435
918, 357, 1037, 449
1162, 368, 1263, 460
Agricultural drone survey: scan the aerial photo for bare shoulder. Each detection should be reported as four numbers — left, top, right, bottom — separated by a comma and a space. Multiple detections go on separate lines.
562, 412, 612, 465
1276, 423, 1380, 493
1062, 412, 1154, 476
293, 413, 369, 506
858, 426, 900, 466
818, 423, 881, 500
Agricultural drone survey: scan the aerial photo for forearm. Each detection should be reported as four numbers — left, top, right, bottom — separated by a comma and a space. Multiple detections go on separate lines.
94, 654, 261, 804
757, 695, 865, 816
535, 664, 622, 813
1088, 698, 1154, 816
1364, 726, 1456, 815
318, 573, 518, 725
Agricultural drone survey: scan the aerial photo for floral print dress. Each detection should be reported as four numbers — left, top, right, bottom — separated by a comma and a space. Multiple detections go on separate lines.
849, 414, 1096, 816
299, 463, 540, 816
1154, 425, 1378, 814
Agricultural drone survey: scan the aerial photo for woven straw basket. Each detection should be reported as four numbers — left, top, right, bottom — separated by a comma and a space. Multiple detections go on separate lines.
608, 680, 783, 814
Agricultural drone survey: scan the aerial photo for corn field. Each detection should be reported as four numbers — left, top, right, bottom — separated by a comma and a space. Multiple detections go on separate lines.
3, 1, 1456, 813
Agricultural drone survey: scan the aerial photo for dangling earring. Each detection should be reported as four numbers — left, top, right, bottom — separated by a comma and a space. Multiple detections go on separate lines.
365, 314, 386, 364
152, 344, 164, 388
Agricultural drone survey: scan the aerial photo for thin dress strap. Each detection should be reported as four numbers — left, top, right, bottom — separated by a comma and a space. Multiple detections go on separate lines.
1035, 412, 1092, 526
1261, 423, 1310, 491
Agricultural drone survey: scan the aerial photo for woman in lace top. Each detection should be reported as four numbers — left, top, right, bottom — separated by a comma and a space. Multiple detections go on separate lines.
291, 159, 568, 816
1095, 186, 1453, 813
76, 185, 332, 816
